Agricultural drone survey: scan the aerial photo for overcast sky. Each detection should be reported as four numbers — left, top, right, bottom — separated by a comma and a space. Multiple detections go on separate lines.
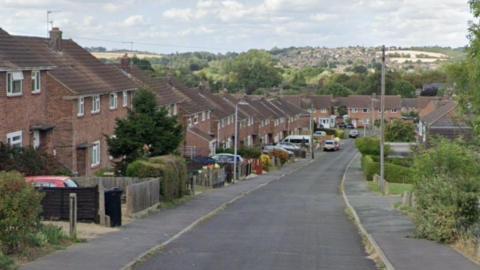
0, 0, 474, 53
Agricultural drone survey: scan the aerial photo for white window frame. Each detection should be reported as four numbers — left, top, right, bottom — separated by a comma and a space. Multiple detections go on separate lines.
91, 141, 101, 167
320, 108, 327, 113
201, 111, 206, 121
6, 131, 23, 148
352, 108, 358, 113
31, 70, 41, 94
110, 93, 118, 110
193, 114, 199, 125
122, 91, 128, 107
6, 71, 23, 97
92, 95, 101, 114
77, 97, 85, 117
363, 108, 369, 113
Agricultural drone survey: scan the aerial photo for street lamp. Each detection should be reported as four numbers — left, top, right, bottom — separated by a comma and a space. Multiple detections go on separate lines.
233, 100, 249, 183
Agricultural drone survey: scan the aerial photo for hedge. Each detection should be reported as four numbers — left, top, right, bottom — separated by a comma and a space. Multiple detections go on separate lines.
361, 155, 413, 183
126, 155, 187, 201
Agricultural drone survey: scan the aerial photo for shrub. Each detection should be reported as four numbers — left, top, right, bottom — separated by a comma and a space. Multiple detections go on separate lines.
385, 163, 413, 184
413, 140, 480, 243
355, 137, 390, 156
271, 150, 289, 165
0, 171, 44, 254
126, 155, 187, 201
215, 147, 261, 159
260, 154, 272, 171
361, 155, 379, 181
0, 251, 15, 270
385, 119, 416, 142
335, 129, 346, 139
0, 143, 71, 176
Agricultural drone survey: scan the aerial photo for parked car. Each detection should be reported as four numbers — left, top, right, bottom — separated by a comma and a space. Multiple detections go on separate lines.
323, 140, 340, 151
346, 124, 354, 129
25, 176, 78, 188
276, 142, 301, 152
349, 129, 360, 138
262, 145, 294, 157
282, 135, 311, 147
313, 130, 327, 138
190, 156, 217, 166
211, 153, 243, 165
338, 123, 346, 129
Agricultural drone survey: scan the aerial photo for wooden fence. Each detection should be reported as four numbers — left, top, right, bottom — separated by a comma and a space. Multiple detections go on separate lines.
194, 167, 226, 188
38, 187, 99, 222
126, 179, 160, 217
73, 176, 154, 190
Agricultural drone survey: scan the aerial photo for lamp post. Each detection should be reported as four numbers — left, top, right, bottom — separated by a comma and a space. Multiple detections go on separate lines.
309, 108, 314, 159
233, 100, 248, 183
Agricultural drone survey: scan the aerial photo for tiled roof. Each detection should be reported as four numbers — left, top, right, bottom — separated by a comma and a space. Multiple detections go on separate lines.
347, 95, 371, 108
0, 29, 54, 70
309, 95, 333, 109
416, 96, 440, 110
421, 101, 462, 126
122, 65, 186, 106
401, 98, 417, 108
373, 95, 401, 110
14, 34, 137, 95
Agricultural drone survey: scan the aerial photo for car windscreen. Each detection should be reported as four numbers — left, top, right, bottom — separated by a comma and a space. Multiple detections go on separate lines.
64, 179, 78, 188
289, 139, 308, 144
325, 141, 334, 145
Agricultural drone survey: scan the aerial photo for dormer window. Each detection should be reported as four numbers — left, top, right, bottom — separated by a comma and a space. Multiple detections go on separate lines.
31, 71, 41, 93
6, 71, 23, 96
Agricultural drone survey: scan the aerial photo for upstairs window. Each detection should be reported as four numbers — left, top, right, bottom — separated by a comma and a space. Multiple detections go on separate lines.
122, 91, 128, 107
77, 97, 85, 117
6, 71, 23, 96
92, 95, 101, 114
201, 111, 206, 121
363, 108, 369, 113
110, 93, 118, 110
193, 114, 199, 125
31, 70, 41, 93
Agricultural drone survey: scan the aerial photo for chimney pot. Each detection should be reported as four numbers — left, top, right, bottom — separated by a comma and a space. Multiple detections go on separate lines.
120, 53, 131, 71
49, 27, 62, 52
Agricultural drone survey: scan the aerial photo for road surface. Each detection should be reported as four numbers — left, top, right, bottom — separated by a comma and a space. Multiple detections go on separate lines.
137, 140, 374, 270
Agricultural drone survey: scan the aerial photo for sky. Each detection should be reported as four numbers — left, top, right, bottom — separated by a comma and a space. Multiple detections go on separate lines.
0, 0, 474, 53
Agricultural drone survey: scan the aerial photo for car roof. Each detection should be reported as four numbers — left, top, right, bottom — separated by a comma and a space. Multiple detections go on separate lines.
325, 140, 335, 143
25, 176, 71, 181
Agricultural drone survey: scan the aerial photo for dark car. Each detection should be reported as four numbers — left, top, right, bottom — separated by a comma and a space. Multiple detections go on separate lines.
346, 124, 354, 129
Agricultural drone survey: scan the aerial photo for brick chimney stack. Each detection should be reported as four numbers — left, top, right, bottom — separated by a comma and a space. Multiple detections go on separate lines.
49, 27, 62, 52
120, 53, 131, 71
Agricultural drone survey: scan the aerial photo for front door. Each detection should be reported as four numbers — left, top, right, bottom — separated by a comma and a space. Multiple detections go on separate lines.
76, 149, 87, 176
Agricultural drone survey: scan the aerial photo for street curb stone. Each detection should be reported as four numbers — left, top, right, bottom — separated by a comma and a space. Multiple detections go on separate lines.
340, 153, 395, 270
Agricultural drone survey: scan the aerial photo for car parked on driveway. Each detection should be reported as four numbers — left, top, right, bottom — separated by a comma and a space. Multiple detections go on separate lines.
323, 140, 340, 151
313, 130, 327, 138
211, 153, 243, 165
262, 145, 294, 157
276, 142, 301, 152
349, 129, 360, 138
25, 176, 79, 188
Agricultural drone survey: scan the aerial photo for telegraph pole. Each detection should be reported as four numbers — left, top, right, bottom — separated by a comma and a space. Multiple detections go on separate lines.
380, 46, 386, 193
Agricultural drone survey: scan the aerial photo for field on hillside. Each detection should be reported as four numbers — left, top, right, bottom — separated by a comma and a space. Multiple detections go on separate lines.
92, 52, 161, 60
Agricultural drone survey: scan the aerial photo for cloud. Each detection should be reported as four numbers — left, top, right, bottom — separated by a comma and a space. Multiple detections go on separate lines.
122, 15, 145, 27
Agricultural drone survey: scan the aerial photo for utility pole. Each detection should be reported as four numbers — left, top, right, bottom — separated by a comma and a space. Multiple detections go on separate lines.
371, 93, 375, 136
380, 46, 386, 194
309, 106, 314, 159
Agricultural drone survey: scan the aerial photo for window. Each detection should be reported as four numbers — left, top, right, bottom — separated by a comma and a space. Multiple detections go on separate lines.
320, 108, 327, 113
6, 131, 22, 148
351, 108, 358, 113
77, 97, 85, 117
31, 70, 41, 93
6, 71, 23, 96
92, 95, 101, 113
193, 114, 199, 124
391, 109, 397, 113
122, 91, 128, 107
91, 141, 101, 167
110, 93, 118, 110
207, 110, 210, 119
188, 117, 193, 127
201, 111, 206, 121
363, 108, 369, 113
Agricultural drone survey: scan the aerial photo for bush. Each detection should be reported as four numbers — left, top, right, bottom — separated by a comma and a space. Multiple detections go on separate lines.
385, 120, 416, 142
413, 140, 480, 243
216, 147, 261, 159
0, 251, 15, 270
361, 155, 379, 181
385, 162, 413, 184
335, 129, 346, 139
0, 143, 71, 176
271, 150, 289, 165
0, 171, 44, 254
260, 154, 272, 171
355, 137, 390, 156
126, 155, 187, 201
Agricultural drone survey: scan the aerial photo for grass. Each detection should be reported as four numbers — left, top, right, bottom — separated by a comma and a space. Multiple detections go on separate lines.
368, 181, 413, 195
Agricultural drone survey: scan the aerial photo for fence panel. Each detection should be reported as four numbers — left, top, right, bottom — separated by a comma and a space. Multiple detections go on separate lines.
73, 177, 156, 190
126, 179, 160, 216
39, 187, 99, 222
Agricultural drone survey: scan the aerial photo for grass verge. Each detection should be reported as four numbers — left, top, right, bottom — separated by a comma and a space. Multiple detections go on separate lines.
368, 181, 413, 195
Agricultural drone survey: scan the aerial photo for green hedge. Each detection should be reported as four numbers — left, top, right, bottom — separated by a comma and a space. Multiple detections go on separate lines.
355, 137, 390, 156
361, 155, 413, 183
126, 155, 187, 201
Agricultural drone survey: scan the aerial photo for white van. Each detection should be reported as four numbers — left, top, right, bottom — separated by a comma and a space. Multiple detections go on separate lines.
282, 135, 311, 147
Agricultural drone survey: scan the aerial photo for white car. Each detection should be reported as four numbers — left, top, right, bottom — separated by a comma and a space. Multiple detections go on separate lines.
282, 135, 311, 147
323, 140, 340, 151
276, 142, 301, 152
349, 129, 360, 138
313, 130, 327, 138
262, 145, 294, 157
211, 153, 243, 164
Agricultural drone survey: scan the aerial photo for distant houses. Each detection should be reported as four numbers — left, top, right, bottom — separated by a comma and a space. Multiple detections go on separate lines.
0, 27, 473, 175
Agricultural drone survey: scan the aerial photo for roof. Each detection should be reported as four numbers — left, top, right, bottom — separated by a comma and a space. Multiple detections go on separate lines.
122, 65, 185, 106
13, 34, 137, 95
416, 96, 440, 110
0, 28, 54, 70
421, 101, 467, 127
401, 98, 417, 108
347, 95, 371, 108
373, 95, 401, 110
188, 127, 215, 142
309, 95, 333, 109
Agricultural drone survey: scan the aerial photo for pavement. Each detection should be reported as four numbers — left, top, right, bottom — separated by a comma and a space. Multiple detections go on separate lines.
136, 140, 374, 270
344, 154, 479, 270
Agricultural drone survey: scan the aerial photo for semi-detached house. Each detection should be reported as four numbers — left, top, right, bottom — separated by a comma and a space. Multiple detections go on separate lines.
0, 27, 138, 175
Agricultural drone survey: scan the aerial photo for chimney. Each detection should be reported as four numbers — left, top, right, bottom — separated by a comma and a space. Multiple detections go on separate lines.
49, 27, 62, 51
120, 54, 131, 71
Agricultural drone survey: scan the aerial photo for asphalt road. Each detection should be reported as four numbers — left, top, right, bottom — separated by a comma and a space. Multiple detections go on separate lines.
137, 140, 375, 270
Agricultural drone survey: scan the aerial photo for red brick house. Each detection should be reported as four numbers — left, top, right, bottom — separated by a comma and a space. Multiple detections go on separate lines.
347, 95, 401, 128
1, 28, 138, 175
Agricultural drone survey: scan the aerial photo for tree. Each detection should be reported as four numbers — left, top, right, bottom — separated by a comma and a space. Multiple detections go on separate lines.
230, 50, 282, 94
132, 57, 154, 71
385, 120, 415, 142
393, 80, 416, 98
319, 83, 352, 97
352, 65, 368, 74
107, 89, 183, 174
